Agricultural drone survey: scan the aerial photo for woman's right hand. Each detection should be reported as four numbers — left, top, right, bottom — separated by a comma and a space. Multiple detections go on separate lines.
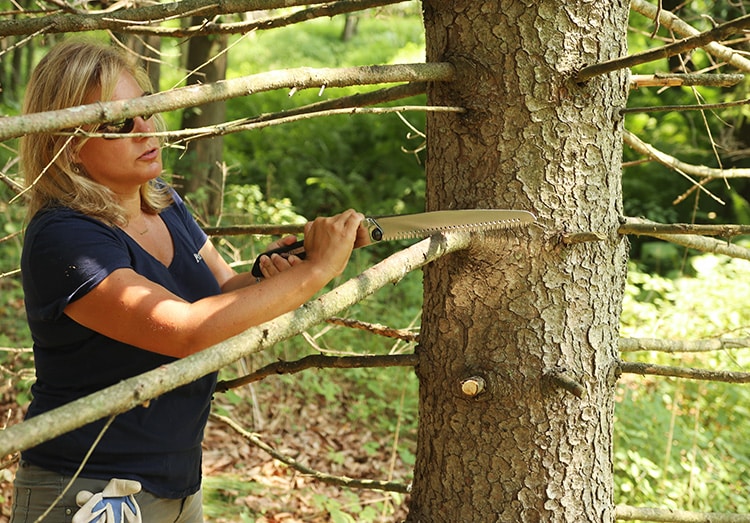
302, 209, 364, 280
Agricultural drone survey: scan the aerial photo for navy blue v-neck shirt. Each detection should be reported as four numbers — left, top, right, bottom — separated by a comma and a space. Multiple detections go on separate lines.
21, 191, 221, 499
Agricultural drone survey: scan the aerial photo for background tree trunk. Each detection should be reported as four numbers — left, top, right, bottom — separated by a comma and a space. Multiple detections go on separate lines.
410, 1, 630, 521
174, 27, 228, 217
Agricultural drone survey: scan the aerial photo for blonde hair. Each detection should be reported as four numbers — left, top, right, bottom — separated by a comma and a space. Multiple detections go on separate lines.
20, 38, 172, 226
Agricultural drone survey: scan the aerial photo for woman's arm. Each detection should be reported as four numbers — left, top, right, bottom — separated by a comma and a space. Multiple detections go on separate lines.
64, 210, 364, 358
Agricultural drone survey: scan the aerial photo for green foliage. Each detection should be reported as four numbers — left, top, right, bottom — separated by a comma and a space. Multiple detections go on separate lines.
219, 11, 428, 220
617, 252, 750, 513
623, 1, 750, 264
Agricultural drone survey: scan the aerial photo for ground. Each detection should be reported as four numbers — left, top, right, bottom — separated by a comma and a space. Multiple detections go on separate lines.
0, 367, 412, 522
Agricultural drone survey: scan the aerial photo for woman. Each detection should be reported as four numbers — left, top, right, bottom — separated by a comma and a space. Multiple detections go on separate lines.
11, 39, 367, 522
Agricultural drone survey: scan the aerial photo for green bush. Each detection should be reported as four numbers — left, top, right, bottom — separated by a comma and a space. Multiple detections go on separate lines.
616, 252, 750, 513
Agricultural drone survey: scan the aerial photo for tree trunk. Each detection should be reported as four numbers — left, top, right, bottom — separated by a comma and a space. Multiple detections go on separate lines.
174, 27, 228, 217
410, 1, 630, 521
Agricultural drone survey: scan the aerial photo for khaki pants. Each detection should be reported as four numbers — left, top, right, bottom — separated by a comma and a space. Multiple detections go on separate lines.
10, 461, 204, 523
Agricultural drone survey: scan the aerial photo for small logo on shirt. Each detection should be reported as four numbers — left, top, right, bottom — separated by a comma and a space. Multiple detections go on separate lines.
193, 253, 203, 263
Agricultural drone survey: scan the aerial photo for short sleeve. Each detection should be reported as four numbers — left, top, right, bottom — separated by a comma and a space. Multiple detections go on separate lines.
21, 208, 132, 322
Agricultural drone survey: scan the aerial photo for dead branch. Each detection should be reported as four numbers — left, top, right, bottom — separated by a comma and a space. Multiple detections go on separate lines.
216, 353, 418, 392
630, 73, 745, 88
0, 269, 21, 280
122, 0, 403, 37
0, 0, 397, 37
163, 104, 463, 146
630, 0, 750, 73
616, 504, 750, 522
618, 217, 750, 261
622, 97, 750, 114
0, 231, 472, 458
575, 13, 750, 83
204, 224, 305, 236
623, 131, 750, 179
619, 217, 750, 237
0, 63, 454, 142
620, 361, 750, 383
620, 337, 750, 353
183, 81, 427, 144
325, 317, 419, 343
211, 413, 411, 493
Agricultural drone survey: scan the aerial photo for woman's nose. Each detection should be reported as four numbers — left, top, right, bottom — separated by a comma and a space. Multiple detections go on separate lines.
132, 115, 154, 133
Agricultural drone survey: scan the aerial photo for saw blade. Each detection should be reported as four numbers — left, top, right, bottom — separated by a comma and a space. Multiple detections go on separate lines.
366, 209, 535, 242
251, 209, 535, 277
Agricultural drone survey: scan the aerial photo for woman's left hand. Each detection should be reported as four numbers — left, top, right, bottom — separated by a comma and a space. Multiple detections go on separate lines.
258, 235, 302, 278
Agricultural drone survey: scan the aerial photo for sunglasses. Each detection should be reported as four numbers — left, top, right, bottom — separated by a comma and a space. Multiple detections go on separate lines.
97, 114, 154, 139
96, 92, 154, 139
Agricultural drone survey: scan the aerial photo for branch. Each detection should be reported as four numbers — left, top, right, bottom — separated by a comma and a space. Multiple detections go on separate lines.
619, 217, 750, 238
0, 231, 471, 458
620, 361, 750, 383
619, 217, 750, 261
204, 224, 305, 236
630, 0, 750, 73
629, 73, 745, 89
616, 504, 750, 522
622, 97, 750, 114
0, 63, 453, 141
164, 104, 463, 145
325, 317, 419, 343
249, 80, 425, 118
624, 131, 750, 179
122, 0, 404, 37
211, 413, 411, 493
620, 337, 750, 353
216, 353, 417, 392
575, 13, 750, 82
0, 0, 377, 36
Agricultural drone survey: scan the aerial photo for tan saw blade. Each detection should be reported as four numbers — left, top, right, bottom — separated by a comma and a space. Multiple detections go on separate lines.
368, 209, 535, 241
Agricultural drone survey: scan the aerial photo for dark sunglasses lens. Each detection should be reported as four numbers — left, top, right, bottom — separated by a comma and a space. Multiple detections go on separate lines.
99, 115, 153, 139
99, 118, 135, 138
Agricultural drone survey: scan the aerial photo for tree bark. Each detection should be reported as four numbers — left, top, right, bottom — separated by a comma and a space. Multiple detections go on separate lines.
410, 1, 630, 521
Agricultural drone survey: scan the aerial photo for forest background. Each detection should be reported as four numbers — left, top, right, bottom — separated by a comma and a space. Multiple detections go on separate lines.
1, 1, 750, 521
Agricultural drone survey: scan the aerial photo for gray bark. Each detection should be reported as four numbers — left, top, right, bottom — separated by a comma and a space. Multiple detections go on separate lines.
410, 1, 630, 520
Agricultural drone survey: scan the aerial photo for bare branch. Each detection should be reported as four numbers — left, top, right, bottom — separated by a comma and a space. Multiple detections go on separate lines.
620, 360, 750, 383
216, 353, 418, 392
0, 0, 379, 37
0, 63, 454, 142
618, 217, 750, 261
630, 73, 745, 89
620, 337, 750, 353
623, 130, 750, 179
204, 224, 305, 237
325, 317, 419, 343
575, 13, 750, 83
0, 231, 472, 458
125, 0, 405, 37
622, 97, 750, 114
619, 217, 750, 237
211, 413, 411, 493
165, 104, 463, 146
616, 504, 750, 522
630, 0, 750, 73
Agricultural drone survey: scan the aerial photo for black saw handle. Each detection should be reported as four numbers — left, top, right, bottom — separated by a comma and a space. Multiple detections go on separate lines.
251, 240, 305, 277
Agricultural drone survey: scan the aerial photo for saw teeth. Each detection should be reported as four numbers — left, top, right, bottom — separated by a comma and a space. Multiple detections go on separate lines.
386, 219, 525, 241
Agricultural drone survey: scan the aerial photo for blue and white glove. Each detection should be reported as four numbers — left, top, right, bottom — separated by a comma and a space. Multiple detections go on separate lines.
72, 478, 142, 523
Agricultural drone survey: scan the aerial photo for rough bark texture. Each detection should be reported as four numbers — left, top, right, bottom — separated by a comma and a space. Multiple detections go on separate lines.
410, 1, 630, 521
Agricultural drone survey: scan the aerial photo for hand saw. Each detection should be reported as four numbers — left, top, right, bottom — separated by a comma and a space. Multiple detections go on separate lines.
251, 209, 535, 277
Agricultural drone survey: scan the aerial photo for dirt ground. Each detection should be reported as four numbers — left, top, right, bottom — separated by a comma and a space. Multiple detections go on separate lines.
0, 374, 411, 522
